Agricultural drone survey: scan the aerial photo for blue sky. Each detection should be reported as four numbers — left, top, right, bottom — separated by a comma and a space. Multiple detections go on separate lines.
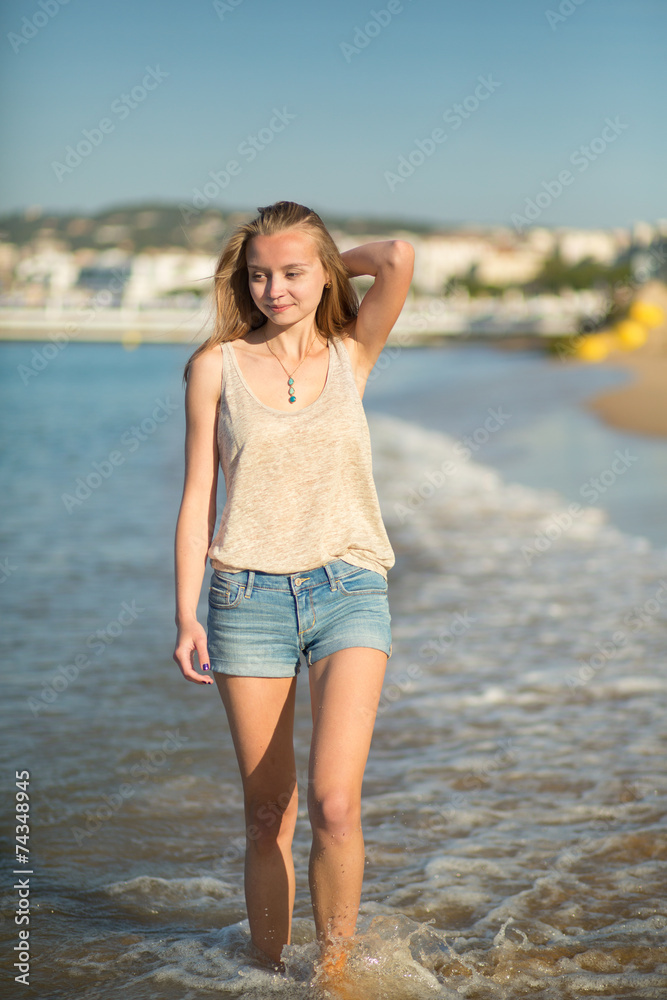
0, 0, 664, 229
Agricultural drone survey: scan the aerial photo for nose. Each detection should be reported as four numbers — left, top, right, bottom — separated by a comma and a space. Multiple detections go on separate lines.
266, 275, 287, 299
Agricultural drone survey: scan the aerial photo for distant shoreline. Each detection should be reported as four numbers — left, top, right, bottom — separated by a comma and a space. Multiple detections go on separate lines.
0, 307, 209, 345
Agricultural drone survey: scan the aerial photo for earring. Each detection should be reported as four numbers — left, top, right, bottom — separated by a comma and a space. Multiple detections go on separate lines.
324, 281, 332, 288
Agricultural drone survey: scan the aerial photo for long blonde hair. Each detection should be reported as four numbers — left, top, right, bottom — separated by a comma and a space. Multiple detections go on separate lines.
183, 201, 359, 382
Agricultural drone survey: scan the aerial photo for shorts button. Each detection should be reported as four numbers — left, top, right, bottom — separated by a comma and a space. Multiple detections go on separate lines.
294, 577, 303, 585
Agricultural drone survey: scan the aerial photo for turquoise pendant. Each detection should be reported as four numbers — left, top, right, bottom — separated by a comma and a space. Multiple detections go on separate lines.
289, 395, 296, 403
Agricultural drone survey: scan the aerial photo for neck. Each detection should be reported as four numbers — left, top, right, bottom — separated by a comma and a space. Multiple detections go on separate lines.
261, 318, 327, 358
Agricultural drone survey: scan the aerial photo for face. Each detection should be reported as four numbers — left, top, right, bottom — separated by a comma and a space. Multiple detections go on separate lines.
246, 229, 329, 325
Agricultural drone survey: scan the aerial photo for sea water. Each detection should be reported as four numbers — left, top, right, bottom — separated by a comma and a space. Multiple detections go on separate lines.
1, 340, 665, 999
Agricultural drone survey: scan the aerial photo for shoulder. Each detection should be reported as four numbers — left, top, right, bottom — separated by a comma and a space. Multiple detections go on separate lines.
186, 342, 224, 403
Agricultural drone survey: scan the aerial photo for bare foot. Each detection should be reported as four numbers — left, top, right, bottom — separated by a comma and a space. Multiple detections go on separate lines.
314, 937, 355, 992
247, 939, 286, 974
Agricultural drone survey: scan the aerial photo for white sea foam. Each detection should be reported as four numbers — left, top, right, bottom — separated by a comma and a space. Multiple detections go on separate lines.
105, 874, 238, 908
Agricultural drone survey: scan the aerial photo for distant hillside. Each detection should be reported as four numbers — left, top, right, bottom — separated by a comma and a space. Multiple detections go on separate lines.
0, 202, 445, 254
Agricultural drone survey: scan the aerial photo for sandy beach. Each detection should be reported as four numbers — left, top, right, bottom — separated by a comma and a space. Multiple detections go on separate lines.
582, 280, 667, 440
586, 352, 667, 439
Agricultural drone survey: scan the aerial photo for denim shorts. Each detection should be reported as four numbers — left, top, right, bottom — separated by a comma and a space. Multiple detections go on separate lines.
206, 558, 392, 678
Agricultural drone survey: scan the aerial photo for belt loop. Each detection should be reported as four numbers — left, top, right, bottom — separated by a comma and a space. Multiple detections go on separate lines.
323, 562, 338, 591
245, 571, 255, 598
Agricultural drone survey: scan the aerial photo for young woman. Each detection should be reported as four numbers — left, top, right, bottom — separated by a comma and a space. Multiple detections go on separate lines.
173, 200, 414, 972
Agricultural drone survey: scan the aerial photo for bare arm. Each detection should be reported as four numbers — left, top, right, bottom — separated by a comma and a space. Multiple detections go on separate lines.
340, 239, 415, 374
172, 346, 222, 685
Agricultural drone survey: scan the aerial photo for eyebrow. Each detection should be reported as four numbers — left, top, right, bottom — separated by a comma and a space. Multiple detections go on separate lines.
246, 261, 311, 270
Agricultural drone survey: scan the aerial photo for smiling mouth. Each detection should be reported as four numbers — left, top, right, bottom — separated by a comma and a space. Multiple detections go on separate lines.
268, 304, 292, 311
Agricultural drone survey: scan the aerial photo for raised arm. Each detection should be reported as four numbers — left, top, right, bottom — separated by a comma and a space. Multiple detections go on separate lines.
340, 239, 414, 373
173, 346, 222, 685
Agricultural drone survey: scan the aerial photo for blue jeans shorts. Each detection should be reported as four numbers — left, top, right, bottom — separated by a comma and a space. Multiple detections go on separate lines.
206, 558, 392, 678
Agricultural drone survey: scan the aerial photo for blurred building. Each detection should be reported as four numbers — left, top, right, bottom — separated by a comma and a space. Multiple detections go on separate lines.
122, 250, 215, 307
0, 208, 664, 341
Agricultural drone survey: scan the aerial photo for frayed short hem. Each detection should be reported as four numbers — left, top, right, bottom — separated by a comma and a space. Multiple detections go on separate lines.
209, 661, 301, 678
304, 640, 392, 667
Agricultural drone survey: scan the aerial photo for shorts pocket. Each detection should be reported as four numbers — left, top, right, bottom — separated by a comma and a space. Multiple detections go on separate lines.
336, 567, 388, 596
209, 578, 245, 609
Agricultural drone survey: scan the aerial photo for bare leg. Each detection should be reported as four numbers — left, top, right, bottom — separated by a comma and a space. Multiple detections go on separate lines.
213, 673, 298, 966
307, 647, 387, 951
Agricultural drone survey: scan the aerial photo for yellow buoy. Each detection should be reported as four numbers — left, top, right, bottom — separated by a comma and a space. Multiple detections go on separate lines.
615, 319, 648, 350
575, 333, 613, 362
628, 301, 664, 329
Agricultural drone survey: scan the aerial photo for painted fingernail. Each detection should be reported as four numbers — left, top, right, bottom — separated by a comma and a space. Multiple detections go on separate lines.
202, 663, 210, 671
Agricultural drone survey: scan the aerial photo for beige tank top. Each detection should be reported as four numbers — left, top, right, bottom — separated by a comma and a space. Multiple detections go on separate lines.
208, 334, 395, 579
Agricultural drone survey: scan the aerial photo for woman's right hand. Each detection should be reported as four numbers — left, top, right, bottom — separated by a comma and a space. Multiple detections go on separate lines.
173, 619, 214, 685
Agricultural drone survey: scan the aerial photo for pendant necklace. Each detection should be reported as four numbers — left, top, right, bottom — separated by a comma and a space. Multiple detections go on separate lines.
263, 329, 322, 404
